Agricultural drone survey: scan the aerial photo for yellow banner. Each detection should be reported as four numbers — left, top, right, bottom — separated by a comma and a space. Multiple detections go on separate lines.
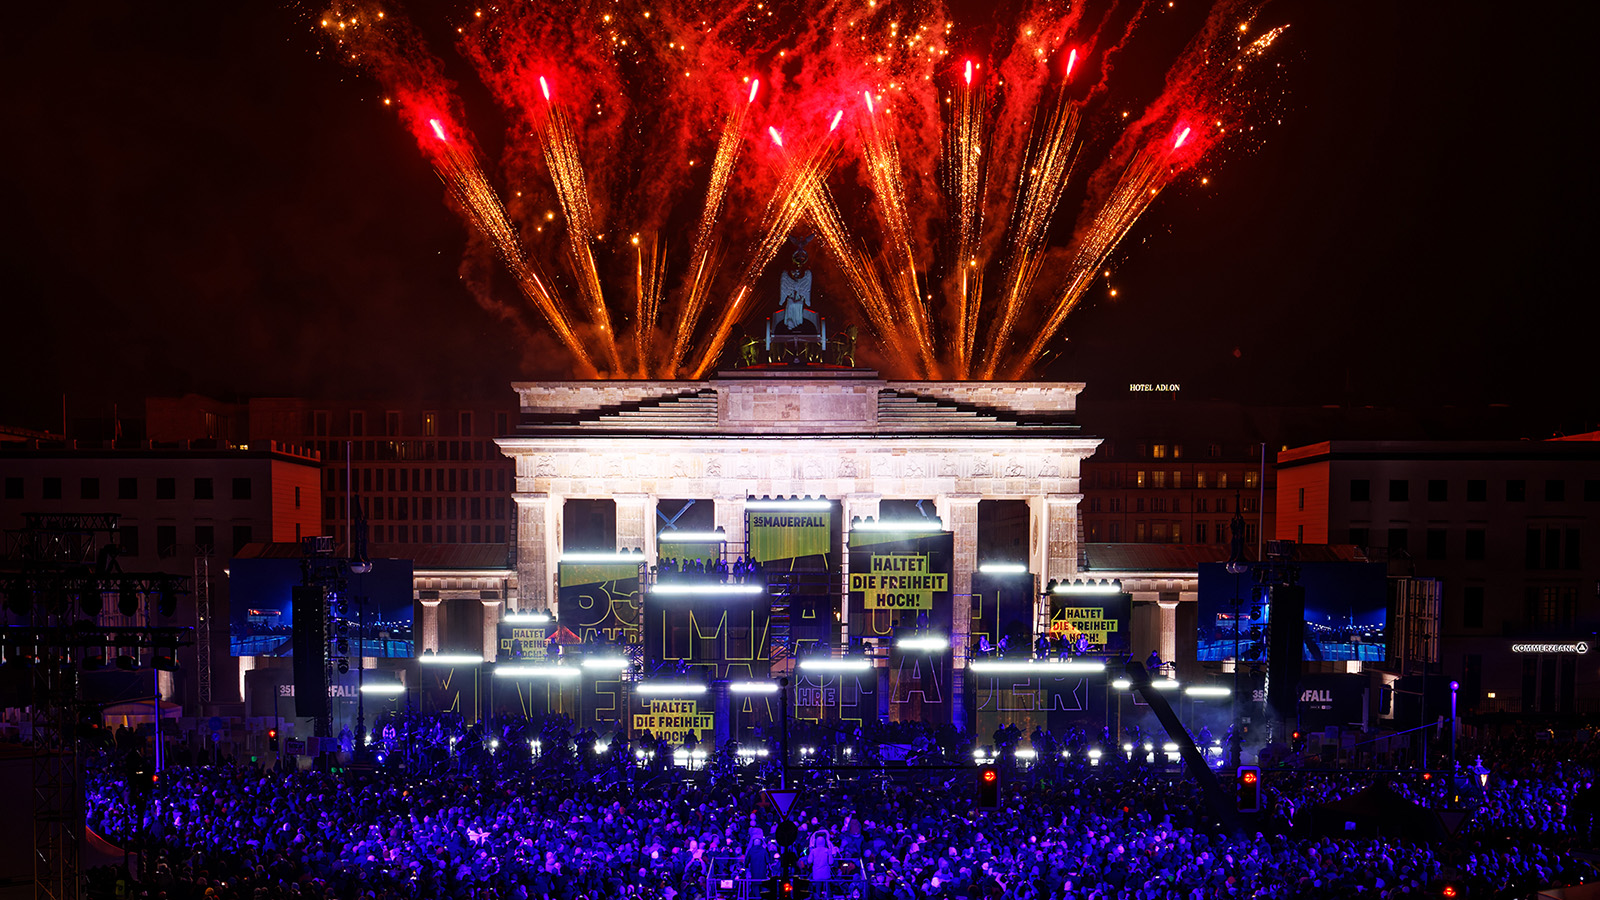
632, 699, 714, 742
1049, 607, 1120, 645
849, 553, 948, 610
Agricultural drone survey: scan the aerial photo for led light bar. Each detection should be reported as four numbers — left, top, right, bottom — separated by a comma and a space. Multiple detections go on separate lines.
360, 683, 405, 695
418, 653, 485, 665
657, 530, 727, 542
1014, 748, 1037, 759
1147, 679, 1181, 690
850, 519, 945, 533
977, 562, 1028, 574
560, 552, 645, 563
895, 635, 950, 651
1111, 678, 1132, 690
1051, 580, 1122, 594
503, 613, 551, 625
729, 681, 779, 694
797, 658, 872, 672
580, 657, 630, 670
648, 583, 765, 595
494, 665, 581, 679
1184, 685, 1231, 697
745, 499, 831, 511
968, 660, 1107, 674
634, 682, 707, 695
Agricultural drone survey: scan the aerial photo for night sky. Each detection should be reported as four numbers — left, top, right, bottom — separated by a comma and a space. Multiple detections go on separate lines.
2, 1, 1592, 435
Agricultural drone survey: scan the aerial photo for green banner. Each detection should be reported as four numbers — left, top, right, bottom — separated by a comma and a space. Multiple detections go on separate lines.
749, 511, 831, 562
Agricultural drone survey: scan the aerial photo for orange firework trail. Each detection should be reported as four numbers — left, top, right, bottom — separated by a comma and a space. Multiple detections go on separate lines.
667, 81, 760, 375
858, 91, 940, 378
427, 118, 598, 376
943, 61, 987, 377
536, 77, 625, 375
632, 233, 666, 377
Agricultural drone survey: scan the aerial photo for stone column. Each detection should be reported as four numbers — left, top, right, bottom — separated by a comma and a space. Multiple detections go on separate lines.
843, 494, 881, 529
1030, 495, 1081, 624
936, 495, 980, 730
614, 493, 654, 557
420, 599, 441, 655
840, 495, 881, 642
1129, 591, 1162, 667
714, 496, 746, 548
481, 598, 502, 662
1157, 598, 1179, 675
514, 493, 563, 612
1177, 590, 1197, 676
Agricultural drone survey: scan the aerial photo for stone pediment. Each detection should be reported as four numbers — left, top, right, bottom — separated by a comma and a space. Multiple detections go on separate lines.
509, 370, 1085, 437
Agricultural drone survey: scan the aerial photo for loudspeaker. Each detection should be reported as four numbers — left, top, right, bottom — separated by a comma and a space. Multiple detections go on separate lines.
291, 585, 328, 722
1266, 583, 1305, 722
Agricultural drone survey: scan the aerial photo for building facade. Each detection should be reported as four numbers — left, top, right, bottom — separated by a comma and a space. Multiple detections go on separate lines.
0, 440, 323, 712
1080, 439, 1275, 548
1274, 439, 1600, 714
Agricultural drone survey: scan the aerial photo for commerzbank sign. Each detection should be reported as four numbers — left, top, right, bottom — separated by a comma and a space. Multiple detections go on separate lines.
1511, 641, 1589, 654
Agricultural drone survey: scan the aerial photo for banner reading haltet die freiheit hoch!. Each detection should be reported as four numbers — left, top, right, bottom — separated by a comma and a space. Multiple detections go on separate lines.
847, 530, 954, 640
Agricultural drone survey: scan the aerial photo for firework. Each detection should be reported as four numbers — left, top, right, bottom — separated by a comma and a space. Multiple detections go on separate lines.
316, 0, 1287, 380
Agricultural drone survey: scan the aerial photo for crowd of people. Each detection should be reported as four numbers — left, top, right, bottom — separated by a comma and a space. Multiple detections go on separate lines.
653, 556, 763, 583
81, 712, 1599, 900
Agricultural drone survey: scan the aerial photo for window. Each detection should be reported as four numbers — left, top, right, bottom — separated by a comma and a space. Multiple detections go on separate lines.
1586, 480, 1600, 501
294, 486, 302, 509
43, 477, 62, 500
1196, 472, 1207, 489
424, 412, 438, 437
120, 526, 139, 557
313, 410, 329, 436
1389, 480, 1409, 502
194, 477, 214, 500
1172, 472, 1182, 489
1526, 586, 1577, 628
1109, 523, 1120, 542
156, 478, 175, 500
1135, 523, 1147, 541
1348, 527, 1369, 546
118, 477, 137, 500
1297, 488, 1305, 511
195, 525, 214, 556
1525, 528, 1541, 569
1350, 479, 1370, 502
1467, 480, 1486, 502
1507, 479, 1526, 501
1151, 498, 1167, 513
1135, 498, 1145, 513
1426, 529, 1447, 560
1218, 472, 1228, 490
324, 497, 336, 521
1209, 443, 1222, 458
1152, 471, 1166, 489
1566, 528, 1580, 570
495, 525, 506, 543
1427, 480, 1447, 502
1465, 529, 1486, 560
157, 525, 178, 558
1173, 445, 1183, 459
460, 411, 474, 437
1546, 527, 1561, 569
232, 477, 252, 500
80, 477, 100, 500
1217, 498, 1228, 513
1244, 470, 1259, 489
1152, 444, 1166, 459
350, 411, 365, 437
1297, 524, 1304, 542
1545, 479, 1565, 502
1387, 527, 1409, 553
3, 477, 19, 500
1196, 498, 1208, 513
1136, 471, 1146, 488
495, 412, 509, 435
1196, 523, 1208, 543
1171, 523, 1182, 543
1463, 586, 1484, 629
232, 525, 253, 555
387, 411, 401, 436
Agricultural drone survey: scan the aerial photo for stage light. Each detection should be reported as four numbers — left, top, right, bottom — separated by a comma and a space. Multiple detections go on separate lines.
153, 653, 177, 671
115, 654, 138, 671
337, 659, 350, 675
1111, 678, 1132, 690
745, 498, 831, 511
360, 683, 406, 695
418, 653, 485, 665
977, 562, 1028, 574
798, 658, 872, 672
494, 665, 580, 679
559, 551, 644, 563
648, 583, 764, 595
635, 681, 707, 695
503, 613, 551, 625
79, 579, 102, 617
118, 581, 139, 617
895, 635, 950, 651
850, 518, 945, 533
157, 581, 178, 617
1185, 685, 1230, 697
656, 530, 727, 542
968, 660, 1106, 674
1014, 748, 1037, 759
729, 681, 779, 694
1148, 679, 1181, 690
1050, 580, 1122, 594
580, 656, 630, 670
